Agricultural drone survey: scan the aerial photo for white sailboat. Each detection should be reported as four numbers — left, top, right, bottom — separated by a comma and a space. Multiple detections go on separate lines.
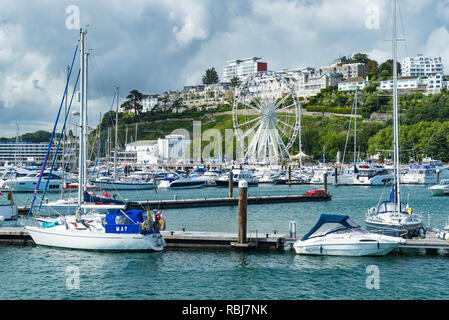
25, 30, 166, 251
365, 0, 423, 238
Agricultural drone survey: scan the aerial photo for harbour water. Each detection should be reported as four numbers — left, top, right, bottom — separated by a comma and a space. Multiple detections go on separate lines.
1, 184, 449, 300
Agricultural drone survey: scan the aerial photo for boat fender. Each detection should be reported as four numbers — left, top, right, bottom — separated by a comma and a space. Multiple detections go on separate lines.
377, 242, 380, 250
320, 245, 323, 254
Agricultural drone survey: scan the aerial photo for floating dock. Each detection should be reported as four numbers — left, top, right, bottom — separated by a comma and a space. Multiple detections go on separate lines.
1, 227, 449, 254
126, 194, 332, 210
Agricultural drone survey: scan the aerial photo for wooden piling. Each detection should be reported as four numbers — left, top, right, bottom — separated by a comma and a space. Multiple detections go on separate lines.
228, 171, 233, 198
323, 173, 328, 194
238, 180, 248, 244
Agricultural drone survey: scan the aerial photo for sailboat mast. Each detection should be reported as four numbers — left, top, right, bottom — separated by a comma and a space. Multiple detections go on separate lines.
76, 29, 85, 222
83, 52, 89, 192
354, 88, 358, 166
392, 0, 401, 214
114, 85, 119, 180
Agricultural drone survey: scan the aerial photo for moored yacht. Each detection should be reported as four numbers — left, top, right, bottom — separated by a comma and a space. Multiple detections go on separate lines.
293, 214, 404, 256
4, 171, 63, 192
157, 172, 206, 189
215, 169, 258, 187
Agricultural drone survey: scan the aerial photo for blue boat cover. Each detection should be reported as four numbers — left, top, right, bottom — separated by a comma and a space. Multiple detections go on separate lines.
104, 209, 145, 225
301, 214, 359, 241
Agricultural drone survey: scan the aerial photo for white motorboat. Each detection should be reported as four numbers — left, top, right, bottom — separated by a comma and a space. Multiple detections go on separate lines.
191, 170, 221, 186
402, 165, 449, 185
4, 171, 63, 192
158, 172, 206, 189
335, 165, 393, 186
293, 214, 404, 256
309, 167, 334, 184
429, 180, 449, 196
215, 169, 259, 187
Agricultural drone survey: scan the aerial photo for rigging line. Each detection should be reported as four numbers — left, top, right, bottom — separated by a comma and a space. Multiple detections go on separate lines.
342, 97, 356, 164
27, 44, 79, 219
39, 69, 81, 210
397, 0, 408, 58
92, 92, 117, 174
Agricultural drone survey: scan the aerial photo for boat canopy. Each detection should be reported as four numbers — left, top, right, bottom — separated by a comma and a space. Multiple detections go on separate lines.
301, 214, 361, 241
103, 209, 146, 234
376, 201, 408, 215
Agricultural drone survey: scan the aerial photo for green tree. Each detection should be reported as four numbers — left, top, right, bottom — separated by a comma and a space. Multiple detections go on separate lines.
230, 76, 241, 87
122, 90, 143, 115
202, 68, 220, 85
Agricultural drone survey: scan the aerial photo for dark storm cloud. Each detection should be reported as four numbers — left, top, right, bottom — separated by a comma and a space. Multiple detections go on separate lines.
0, 0, 448, 136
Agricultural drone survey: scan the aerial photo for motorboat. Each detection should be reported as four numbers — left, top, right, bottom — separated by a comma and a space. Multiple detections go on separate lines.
429, 179, 449, 196
335, 165, 393, 186
3, 171, 63, 192
158, 172, 206, 189
402, 165, 449, 185
191, 170, 221, 186
309, 167, 334, 184
293, 214, 404, 256
215, 169, 259, 187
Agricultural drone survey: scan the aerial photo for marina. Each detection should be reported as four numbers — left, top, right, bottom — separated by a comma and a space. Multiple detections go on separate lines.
3, 0, 449, 305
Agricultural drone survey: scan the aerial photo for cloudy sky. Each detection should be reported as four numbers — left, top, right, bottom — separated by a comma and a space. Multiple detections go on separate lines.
0, 0, 449, 137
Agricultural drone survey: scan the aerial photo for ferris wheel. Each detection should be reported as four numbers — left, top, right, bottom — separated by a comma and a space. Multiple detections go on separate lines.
232, 71, 301, 164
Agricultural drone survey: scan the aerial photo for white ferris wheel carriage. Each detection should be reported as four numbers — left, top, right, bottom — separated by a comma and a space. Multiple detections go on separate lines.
232, 71, 301, 165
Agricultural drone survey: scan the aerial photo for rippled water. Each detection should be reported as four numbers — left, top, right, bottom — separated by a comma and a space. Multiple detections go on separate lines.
1, 184, 449, 300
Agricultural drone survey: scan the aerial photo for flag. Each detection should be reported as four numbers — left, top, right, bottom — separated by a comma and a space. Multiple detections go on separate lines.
390, 185, 395, 203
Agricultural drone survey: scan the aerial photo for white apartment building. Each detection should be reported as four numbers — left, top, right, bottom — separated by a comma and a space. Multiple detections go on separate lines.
338, 77, 370, 91
401, 55, 444, 77
294, 70, 343, 98
142, 94, 159, 112
223, 57, 267, 82
125, 140, 159, 165
157, 134, 191, 164
0, 141, 59, 164
379, 73, 446, 95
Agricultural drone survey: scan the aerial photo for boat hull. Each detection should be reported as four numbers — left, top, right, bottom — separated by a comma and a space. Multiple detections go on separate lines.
215, 180, 258, 187
25, 226, 166, 251
93, 181, 155, 190
293, 241, 399, 256
365, 220, 423, 238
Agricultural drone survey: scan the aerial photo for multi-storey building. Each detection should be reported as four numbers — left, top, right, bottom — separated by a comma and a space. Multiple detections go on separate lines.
294, 70, 343, 98
338, 77, 371, 91
142, 94, 160, 112
181, 83, 235, 110
223, 57, 268, 82
0, 141, 59, 164
324, 63, 367, 80
401, 55, 444, 77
